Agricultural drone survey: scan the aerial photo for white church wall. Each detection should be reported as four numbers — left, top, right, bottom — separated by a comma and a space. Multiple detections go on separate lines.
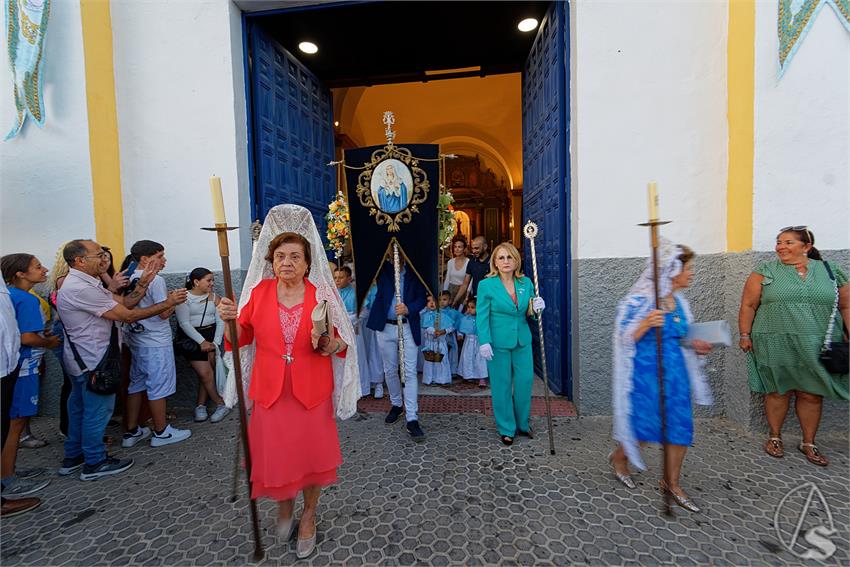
752, 2, 850, 251
111, 0, 249, 272
0, 0, 96, 264
572, 0, 728, 259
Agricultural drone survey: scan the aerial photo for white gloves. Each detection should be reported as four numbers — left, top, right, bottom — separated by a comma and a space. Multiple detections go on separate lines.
532, 296, 546, 313
479, 343, 494, 361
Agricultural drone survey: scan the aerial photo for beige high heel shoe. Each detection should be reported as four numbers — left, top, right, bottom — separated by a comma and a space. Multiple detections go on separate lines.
659, 480, 701, 513
296, 515, 319, 559
607, 451, 636, 489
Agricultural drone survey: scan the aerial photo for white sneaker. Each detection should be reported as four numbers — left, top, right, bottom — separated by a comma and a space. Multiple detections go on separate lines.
150, 425, 192, 447
194, 405, 208, 422
373, 384, 384, 399
209, 405, 230, 423
121, 426, 151, 448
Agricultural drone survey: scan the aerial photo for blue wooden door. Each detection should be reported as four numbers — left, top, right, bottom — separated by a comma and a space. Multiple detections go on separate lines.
522, 1, 571, 397
249, 23, 335, 235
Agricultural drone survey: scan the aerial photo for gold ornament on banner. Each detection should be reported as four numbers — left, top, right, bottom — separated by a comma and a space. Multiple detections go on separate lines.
353, 112, 431, 232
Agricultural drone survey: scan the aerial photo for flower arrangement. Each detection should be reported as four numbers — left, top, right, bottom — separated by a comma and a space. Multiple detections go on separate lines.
437, 188, 455, 247
326, 192, 350, 259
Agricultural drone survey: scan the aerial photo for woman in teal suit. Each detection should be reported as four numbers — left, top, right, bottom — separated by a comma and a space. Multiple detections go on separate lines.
476, 243, 545, 445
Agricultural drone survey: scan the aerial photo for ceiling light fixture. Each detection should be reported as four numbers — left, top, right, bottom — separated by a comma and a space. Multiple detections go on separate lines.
517, 18, 538, 32
298, 41, 318, 54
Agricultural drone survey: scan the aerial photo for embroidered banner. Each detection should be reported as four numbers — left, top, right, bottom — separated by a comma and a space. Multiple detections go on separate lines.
5, 0, 51, 140
779, 0, 850, 77
343, 143, 440, 311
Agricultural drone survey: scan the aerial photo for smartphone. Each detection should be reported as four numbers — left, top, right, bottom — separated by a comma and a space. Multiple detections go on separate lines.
125, 260, 139, 275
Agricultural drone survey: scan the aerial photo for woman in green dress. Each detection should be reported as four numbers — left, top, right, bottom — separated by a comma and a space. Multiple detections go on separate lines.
739, 227, 849, 466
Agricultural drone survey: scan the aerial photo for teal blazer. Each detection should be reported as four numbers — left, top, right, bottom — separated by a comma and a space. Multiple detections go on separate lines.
476, 275, 535, 349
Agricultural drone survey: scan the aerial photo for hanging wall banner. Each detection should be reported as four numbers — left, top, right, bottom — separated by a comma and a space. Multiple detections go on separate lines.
344, 143, 440, 311
779, 0, 850, 78
5, 0, 51, 140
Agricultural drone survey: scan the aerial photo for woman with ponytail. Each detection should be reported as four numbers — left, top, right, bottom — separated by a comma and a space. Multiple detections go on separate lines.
174, 268, 229, 423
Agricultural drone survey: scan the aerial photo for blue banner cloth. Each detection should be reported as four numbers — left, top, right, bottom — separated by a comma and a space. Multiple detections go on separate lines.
5, 0, 51, 140
779, 0, 850, 78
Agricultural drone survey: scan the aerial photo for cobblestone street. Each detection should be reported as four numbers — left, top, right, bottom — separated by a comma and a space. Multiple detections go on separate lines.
1, 401, 847, 566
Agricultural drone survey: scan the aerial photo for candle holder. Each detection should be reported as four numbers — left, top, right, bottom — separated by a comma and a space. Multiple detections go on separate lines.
638, 216, 673, 518
202, 222, 265, 561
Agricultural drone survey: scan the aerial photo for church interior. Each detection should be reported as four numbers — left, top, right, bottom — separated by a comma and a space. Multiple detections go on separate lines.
255, 0, 550, 247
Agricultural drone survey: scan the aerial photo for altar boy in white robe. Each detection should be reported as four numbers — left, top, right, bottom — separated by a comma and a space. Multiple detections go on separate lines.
335, 267, 372, 397
439, 291, 461, 377
360, 284, 385, 398
421, 294, 452, 385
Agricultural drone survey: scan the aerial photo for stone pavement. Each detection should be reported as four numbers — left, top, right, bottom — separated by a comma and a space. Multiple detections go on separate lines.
1, 401, 848, 566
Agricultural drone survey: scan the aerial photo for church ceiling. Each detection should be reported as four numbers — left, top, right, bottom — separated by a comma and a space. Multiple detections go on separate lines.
259, 1, 550, 87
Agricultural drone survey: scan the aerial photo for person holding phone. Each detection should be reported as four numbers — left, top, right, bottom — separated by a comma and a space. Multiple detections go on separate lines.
121, 240, 192, 449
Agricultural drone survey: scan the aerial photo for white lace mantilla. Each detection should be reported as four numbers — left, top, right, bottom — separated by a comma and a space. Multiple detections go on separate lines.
611, 238, 713, 470
222, 204, 360, 420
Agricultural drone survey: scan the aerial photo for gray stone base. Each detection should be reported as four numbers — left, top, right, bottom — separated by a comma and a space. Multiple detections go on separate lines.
574, 249, 849, 432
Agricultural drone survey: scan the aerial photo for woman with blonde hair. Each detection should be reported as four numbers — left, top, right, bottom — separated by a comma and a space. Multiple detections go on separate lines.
46, 243, 73, 439
475, 242, 545, 445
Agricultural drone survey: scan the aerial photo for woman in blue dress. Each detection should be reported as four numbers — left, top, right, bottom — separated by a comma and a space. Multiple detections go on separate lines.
609, 241, 713, 512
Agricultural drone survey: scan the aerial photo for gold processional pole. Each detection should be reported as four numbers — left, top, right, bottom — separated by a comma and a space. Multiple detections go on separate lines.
206, 176, 265, 560
522, 220, 556, 455
639, 181, 673, 517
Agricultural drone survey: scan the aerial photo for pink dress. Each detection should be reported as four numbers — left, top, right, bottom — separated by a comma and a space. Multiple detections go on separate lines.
248, 302, 342, 500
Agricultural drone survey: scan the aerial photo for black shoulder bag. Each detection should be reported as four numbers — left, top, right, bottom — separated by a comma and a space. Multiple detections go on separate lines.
819, 261, 849, 375
65, 325, 123, 395
174, 296, 210, 356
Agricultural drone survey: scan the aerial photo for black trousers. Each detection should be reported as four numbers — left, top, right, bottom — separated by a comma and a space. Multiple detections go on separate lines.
1, 369, 20, 450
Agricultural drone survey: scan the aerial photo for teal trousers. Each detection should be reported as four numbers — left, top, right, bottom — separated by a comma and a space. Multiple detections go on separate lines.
487, 344, 533, 437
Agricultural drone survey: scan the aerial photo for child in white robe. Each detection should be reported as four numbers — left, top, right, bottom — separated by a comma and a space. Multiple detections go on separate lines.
335, 267, 374, 398
439, 291, 461, 378
457, 297, 489, 386
420, 294, 452, 385
360, 284, 385, 398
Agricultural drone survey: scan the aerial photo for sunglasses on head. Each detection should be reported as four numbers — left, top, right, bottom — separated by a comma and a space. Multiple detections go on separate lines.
779, 225, 808, 232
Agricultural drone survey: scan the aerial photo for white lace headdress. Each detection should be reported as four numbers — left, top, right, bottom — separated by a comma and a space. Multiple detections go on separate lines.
222, 204, 360, 420
611, 238, 712, 470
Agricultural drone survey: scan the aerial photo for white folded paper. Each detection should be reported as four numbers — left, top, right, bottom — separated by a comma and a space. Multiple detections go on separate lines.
687, 320, 732, 346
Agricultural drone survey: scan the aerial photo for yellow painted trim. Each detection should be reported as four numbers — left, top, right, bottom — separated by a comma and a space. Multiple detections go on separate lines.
726, 0, 755, 252
80, 0, 125, 261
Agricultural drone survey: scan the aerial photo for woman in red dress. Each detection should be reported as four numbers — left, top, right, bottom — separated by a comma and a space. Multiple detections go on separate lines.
219, 206, 359, 559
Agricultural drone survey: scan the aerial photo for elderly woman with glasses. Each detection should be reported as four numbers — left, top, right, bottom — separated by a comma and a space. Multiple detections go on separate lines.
739, 226, 849, 467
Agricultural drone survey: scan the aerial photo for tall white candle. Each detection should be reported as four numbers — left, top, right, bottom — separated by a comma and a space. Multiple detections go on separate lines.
647, 181, 659, 220
210, 176, 226, 224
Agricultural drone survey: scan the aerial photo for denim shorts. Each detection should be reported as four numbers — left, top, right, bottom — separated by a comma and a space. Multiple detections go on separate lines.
129, 346, 177, 401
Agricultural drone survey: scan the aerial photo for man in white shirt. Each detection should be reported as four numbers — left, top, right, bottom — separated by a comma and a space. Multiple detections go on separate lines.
57, 240, 187, 481
122, 240, 191, 449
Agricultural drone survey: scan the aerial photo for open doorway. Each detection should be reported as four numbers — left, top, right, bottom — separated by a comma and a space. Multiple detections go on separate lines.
241, 1, 571, 398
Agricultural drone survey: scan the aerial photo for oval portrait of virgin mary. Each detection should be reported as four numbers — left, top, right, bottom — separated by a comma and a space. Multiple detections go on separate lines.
371, 159, 414, 214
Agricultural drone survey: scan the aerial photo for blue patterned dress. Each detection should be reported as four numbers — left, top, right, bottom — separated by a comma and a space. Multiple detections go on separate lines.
629, 298, 693, 446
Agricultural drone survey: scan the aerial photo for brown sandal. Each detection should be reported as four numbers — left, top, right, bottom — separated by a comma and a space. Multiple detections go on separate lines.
798, 443, 828, 466
764, 437, 784, 458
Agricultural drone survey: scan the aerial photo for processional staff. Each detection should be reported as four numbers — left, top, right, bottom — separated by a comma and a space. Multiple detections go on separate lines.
639, 181, 673, 517
392, 240, 405, 383
205, 176, 265, 560
522, 220, 556, 455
